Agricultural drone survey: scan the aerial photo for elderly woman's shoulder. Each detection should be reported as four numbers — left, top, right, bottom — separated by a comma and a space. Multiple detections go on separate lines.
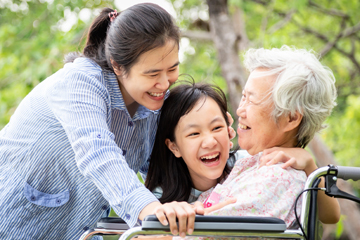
262, 163, 307, 183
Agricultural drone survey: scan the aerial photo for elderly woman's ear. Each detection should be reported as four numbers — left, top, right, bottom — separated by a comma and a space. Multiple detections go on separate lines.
284, 111, 303, 132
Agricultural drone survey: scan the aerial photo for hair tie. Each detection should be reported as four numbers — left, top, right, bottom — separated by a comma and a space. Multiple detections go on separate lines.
109, 10, 118, 22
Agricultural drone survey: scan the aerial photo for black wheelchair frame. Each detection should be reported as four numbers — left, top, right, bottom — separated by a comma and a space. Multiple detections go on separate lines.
79, 165, 360, 240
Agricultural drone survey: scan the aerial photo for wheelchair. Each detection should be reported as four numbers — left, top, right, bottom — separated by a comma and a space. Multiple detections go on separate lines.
79, 165, 360, 240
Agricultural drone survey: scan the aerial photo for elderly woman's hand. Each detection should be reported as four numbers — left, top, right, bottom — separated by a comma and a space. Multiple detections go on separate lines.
226, 112, 235, 149
259, 147, 318, 176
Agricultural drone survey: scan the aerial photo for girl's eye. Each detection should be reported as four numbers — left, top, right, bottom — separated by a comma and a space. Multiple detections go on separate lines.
213, 126, 223, 131
188, 132, 199, 137
150, 74, 159, 77
169, 68, 176, 72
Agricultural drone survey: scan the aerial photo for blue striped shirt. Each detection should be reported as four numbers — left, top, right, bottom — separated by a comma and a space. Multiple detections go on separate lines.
0, 58, 160, 239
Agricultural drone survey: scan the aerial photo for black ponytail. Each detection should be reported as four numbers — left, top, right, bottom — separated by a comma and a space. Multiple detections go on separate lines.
64, 8, 113, 64
65, 4, 180, 75
82, 7, 113, 67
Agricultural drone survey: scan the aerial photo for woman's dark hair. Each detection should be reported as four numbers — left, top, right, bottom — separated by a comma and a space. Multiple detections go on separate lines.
65, 3, 180, 75
145, 80, 233, 203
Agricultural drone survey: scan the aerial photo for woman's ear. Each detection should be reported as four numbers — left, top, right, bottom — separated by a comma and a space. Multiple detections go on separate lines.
285, 111, 303, 132
165, 139, 182, 158
110, 59, 122, 76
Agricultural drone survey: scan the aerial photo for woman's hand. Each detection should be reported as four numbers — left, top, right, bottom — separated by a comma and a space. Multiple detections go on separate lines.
259, 147, 317, 176
139, 201, 199, 237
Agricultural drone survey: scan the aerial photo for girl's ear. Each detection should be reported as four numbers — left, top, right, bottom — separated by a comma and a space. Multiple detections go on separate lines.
165, 139, 182, 158
110, 59, 122, 76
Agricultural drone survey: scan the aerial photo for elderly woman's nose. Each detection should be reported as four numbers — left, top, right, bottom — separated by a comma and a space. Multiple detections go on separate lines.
236, 104, 246, 117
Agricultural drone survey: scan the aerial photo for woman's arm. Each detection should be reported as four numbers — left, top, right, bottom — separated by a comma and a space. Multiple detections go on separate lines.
259, 147, 341, 224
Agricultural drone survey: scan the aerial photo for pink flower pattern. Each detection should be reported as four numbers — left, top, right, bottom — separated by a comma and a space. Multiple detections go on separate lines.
198, 153, 307, 227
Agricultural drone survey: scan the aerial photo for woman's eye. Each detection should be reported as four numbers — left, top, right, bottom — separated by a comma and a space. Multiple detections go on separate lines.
150, 74, 159, 77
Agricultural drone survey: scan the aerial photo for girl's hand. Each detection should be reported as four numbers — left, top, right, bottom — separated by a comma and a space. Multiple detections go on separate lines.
226, 112, 236, 149
259, 147, 317, 176
192, 198, 237, 215
140, 201, 197, 237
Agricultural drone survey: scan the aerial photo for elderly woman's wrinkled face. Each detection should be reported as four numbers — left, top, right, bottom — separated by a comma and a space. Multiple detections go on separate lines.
236, 68, 297, 155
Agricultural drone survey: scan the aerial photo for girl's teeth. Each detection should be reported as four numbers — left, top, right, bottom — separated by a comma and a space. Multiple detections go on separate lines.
149, 92, 164, 97
201, 153, 219, 159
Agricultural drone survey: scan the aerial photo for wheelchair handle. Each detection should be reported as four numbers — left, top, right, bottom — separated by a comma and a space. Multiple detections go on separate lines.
337, 166, 360, 181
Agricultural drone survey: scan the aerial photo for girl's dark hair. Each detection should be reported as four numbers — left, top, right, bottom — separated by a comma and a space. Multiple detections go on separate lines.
65, 4, 180, 75
145, 80, 234, 203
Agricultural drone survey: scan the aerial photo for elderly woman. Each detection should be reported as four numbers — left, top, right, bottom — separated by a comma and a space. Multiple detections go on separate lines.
198, 45, 339, 226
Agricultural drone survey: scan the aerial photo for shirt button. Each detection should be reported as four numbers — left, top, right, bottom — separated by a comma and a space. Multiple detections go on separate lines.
83, 226, 89, 231
97, 134, 101, 138
125, 214, 130, 219
101, 205, 108, 210
56, 199, 61, 204
30, 196, 36, 201
128, 121, 133, 127
122, 150, 127, 156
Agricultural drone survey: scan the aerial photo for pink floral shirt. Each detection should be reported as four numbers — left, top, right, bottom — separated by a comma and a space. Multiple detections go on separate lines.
198, 153, 307, 227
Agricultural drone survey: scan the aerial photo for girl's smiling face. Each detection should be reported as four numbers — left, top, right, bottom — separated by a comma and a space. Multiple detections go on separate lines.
166, 97, 230, 191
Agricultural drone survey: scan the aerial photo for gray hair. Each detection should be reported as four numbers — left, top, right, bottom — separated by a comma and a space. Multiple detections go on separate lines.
243, 45, 337, 148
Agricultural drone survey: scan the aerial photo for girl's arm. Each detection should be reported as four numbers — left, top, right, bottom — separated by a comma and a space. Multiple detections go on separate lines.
259, 147, 341, 224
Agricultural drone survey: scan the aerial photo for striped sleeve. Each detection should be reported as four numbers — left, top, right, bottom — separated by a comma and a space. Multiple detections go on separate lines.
47, 69, 158, 226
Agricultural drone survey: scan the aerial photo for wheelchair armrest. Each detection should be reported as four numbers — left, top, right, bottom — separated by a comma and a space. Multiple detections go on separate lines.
142, 215, 286, 232
96, 217, 130, 230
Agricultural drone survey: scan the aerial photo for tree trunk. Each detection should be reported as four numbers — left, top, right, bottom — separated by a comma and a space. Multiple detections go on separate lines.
206, 0, 247, 113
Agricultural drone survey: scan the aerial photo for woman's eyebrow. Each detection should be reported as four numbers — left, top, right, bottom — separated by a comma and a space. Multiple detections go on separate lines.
143, 62, 180, 74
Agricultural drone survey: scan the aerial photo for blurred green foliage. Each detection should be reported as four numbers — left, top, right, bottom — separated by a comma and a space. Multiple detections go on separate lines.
1, 0, 360, 238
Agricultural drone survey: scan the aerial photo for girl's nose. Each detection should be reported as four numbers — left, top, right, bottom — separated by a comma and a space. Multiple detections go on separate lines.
202, 135, 217, 149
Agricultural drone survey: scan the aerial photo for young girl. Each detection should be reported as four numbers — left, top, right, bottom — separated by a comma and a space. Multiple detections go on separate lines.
0, 3, 187, 239
146, 78, 340, 229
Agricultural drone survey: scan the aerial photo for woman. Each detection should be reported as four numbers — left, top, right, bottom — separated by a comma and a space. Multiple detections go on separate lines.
0, 4, 191, 239
146, 46, 340, 229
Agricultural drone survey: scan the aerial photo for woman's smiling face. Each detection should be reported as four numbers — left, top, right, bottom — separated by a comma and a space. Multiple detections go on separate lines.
115, 39, 179, 112
236, 68, 297, 155
166, 97, 230, 191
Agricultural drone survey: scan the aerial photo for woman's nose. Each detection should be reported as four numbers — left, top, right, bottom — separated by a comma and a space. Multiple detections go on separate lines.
156, 73, 170, 90
236, 102, 246, 118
